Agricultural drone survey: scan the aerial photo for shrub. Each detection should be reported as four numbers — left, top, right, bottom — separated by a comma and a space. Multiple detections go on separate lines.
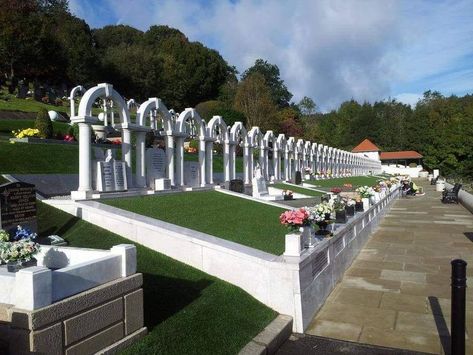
54, 98, 63, 106
34, 109, 53, 138
41, 96, 49, 104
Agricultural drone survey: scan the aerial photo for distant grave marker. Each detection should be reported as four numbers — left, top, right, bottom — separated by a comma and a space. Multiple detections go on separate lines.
229, 179, 244, 193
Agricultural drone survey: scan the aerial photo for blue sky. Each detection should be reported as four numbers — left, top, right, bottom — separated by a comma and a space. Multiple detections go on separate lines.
70, 0, 473, 111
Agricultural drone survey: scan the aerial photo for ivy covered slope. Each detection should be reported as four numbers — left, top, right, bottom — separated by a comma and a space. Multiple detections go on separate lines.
37, 201, 277, 355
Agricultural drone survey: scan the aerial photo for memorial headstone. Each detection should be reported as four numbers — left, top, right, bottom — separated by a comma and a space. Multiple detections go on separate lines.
146, 147, 166, 189
0, 182, 37, 234
184, 161, 200, 187
113, 160, 127, 191
96, 150, 127, 192
294, 171, 302, 185
252, 164, 270, 198
229, 179, 244, 193
17, 82, 28, 99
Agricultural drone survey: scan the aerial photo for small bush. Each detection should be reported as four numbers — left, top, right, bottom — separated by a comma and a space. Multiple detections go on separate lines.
41, 96, 49, 104
34, 109, 53, 138
54, 98, 63, 106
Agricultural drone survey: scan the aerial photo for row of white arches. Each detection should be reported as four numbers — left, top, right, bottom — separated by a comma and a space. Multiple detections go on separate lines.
70, 83, 381, 197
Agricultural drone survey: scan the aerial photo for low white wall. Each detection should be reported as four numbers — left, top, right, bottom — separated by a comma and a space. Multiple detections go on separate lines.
45, 187, 399, 332
382, 164, 422, 178
445, 182, 473, 214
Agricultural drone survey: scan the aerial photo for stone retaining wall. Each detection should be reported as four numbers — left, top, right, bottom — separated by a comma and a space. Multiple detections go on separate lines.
0, 273, 146, 354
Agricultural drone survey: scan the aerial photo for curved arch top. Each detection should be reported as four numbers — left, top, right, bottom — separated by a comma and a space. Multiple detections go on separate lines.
207, 116, 229, 141
175, 108, 206, 138
136, 98, 173, 131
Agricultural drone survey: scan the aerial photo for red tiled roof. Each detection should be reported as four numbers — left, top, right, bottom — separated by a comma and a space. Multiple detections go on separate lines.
380, 151, 423, 160
351, 139, 380, 152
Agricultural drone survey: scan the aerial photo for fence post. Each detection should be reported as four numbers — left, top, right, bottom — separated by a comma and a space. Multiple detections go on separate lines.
451, 259, 467, 355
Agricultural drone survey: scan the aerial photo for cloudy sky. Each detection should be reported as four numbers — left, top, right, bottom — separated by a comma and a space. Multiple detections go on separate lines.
70, 0, 473, 111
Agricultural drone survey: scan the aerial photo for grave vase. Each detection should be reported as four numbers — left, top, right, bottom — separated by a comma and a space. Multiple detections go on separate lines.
362, 198, 370, 211
7, 258, 37, 273
301, 226, 317, 248
315, 221, 331, 236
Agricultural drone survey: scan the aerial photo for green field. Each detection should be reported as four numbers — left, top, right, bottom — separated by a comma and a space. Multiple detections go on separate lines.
304, 176, 381, 189
37, 201, 276, 354
273, 183, 324, 197
0, 119, 71, 136
103, 190, 287, 255
0, 95, 69, 113
0, 176, 7, 184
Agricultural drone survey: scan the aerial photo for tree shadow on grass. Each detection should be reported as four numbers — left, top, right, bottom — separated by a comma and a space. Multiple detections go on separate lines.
141, 272, 213, 330
39, 214, 81, 238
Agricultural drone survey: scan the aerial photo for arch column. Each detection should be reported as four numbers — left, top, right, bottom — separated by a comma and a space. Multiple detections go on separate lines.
205, 140, 213, 185
260, 147, 266, 180
175, 136, 185, 186
243, 143, 250, 184
135, 131, 146, 187
273, 148, 279, 180
78, 123, 92, 193
224, 140, 231, 182
199, 137, 206, 187
165, 133, 175, 186
121, 128, 132, 186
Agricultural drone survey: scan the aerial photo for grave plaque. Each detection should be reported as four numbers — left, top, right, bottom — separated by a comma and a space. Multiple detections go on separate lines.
294, 171, 302, 185
229, 179, 244, 193
0, 182, 37, 234
113, 161, 127, 191
97, 161, 115, 192
252, 176, 269, 197
146, 148, 166, 188
184, 161, 200, 187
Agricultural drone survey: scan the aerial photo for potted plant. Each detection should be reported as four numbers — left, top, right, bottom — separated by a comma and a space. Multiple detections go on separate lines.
282, 189, 294, 200
333, 198, 347, 223
308, 202, 334, 236
330, 187, 342, 195
345, 199, 356, 216
0, 226, 41, 272
355, 198, 364, 212
304, 168, 312, 180
356, 186, 374, 210
280, 208, 313, 253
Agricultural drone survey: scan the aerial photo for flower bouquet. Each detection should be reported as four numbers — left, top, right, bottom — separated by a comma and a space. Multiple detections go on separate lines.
279, 208, 311, 232
282, 189, 294, 200
307, 202, 334, 235
0, 226, 40, 272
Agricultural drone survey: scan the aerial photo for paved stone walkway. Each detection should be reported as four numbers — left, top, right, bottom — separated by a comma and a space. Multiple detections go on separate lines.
306, 181, 473, 354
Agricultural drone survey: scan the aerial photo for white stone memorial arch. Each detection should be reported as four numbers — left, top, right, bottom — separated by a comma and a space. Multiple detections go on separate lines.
207, 116, 230, 184
230, 122, 249, 183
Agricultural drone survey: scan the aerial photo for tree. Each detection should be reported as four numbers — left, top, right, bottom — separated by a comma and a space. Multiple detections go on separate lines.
241, 59, 292, 108
298, 96, 317, 116
195, 100, 246, 127
233, 73, 277, 131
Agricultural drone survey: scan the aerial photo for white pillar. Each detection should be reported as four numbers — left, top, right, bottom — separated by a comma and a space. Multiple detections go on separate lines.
224, 141, 231, 182
175, 137, 184, 186
284, 151, 290, 181
274, 149, 279, 180
206, 141, 213, 184
78, 123, 92, 192
135, 132, 146, 187
122, 128, 132, 187
199, 138, 206, 187
243, 144, 250, 184
165, 134, 174, 186
259, 147, 266, 180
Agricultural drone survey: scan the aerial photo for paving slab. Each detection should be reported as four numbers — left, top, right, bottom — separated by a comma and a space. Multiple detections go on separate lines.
306, 181, 473, 354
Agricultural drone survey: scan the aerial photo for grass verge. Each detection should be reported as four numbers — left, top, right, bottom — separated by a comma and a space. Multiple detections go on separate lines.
273, 183, 324, 197
37, 201, 277, 354
0, 119, 71, 136
304, 176, 381, 189
103, 190, 287, 255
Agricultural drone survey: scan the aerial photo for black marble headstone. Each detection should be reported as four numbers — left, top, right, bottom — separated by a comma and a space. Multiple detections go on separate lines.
294, 171, 302, 185
0, 182, 37, 234
229, 179, 244, 193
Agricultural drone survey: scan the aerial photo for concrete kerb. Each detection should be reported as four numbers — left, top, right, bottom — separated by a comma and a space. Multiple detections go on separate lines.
445, 182, 473, 214
239, 315, 293, 355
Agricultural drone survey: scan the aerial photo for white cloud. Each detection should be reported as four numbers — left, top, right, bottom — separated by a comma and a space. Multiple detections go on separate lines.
70, 0, 473, 110
393, 93, 423, 107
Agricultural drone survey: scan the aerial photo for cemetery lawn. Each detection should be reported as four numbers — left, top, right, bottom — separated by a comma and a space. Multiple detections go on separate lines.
0, 176, 7, 184
37, 201, 277, 354
103, 190, 287, 255
304, 176, 381, 189
0, 141, 79, 174
0, 95, 69, 113
273, 183, 324, 197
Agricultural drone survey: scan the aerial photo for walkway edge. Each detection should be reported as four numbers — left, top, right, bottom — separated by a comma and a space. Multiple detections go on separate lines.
239, 315, 293, 355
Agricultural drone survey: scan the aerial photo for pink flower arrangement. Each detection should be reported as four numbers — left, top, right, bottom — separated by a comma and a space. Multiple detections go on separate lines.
279, 208, 310, 231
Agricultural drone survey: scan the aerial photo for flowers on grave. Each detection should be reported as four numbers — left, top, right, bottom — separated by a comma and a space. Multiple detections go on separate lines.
12, 128, 40, 139
332, 198, 346, 211
282, 189, 293, 200
307, 202, 334, 223
0, 226, 40, 264
0, 229, 9, 242
343, 183, 353, 189
279, 208, 311, 232
355, 186, 375, 198
304, 167, 312, 175
112, 139, 122, 145
0, 238, 40, 263
330, 187, 342, 194
63, 134, 74, 142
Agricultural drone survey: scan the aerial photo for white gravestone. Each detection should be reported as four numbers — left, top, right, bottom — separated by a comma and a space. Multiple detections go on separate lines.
96, 150, 128, 192
113, 160, 127, 191
252, 164, 282, 200
146, 147, 166, 189
184, 161, 200, 187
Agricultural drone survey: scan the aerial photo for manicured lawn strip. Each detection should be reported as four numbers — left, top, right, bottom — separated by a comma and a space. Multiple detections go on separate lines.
0, 96, 69, 113
0, 176, 8, 184
37, 201, 277, 355
273, 183, 324, 197
304, 176, 381, 188
103, 190, 287, 255
0, 141, 79, 173
0, 119, 71, 136
184, 152, 244, 173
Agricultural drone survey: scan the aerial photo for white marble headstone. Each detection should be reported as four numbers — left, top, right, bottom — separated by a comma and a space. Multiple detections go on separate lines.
146, 148, 166, 188
184, 161, 200, 187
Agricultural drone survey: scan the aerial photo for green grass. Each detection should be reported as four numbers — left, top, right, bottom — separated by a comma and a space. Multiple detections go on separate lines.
0, 141, 79, 173
185, 152, 244, 173
273, 183, 324, 197
0, 96, 69, 113
37, 201, 276, 354
0, 175, 8, 184
0, 119, 71, 136
103, 190, 287, 255
304, 176, 381, 189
